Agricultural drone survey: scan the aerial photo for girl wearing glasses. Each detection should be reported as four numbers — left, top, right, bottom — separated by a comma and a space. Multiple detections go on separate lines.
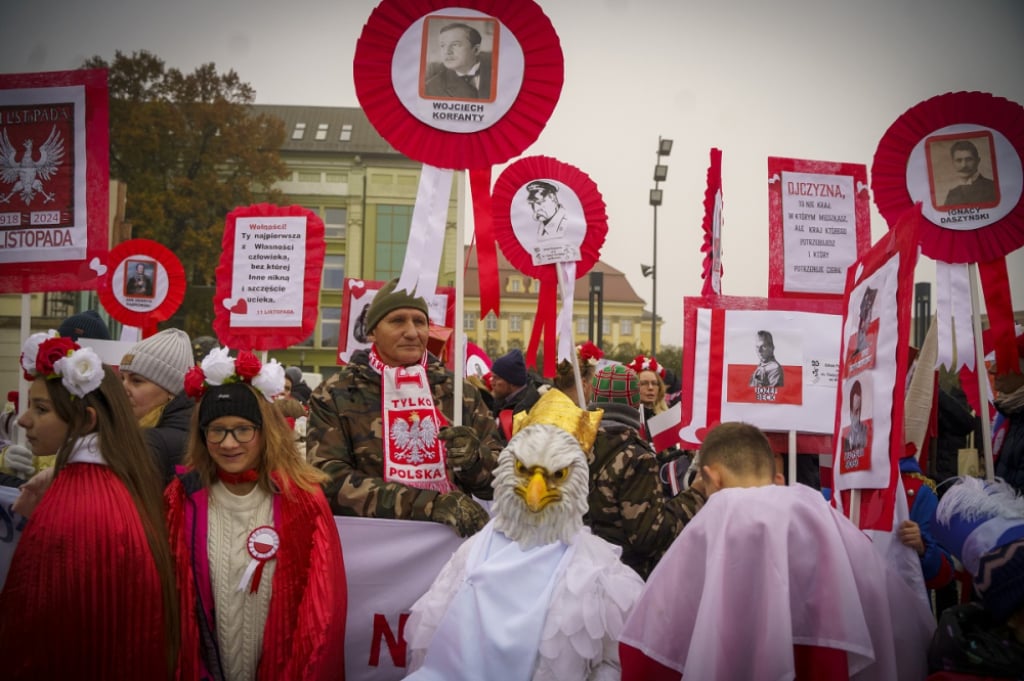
168, 347, 347, 681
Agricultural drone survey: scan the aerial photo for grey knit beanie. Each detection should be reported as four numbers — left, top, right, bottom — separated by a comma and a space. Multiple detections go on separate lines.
120, 328, 194, 395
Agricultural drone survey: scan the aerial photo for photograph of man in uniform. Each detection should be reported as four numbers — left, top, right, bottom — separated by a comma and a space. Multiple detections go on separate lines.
526, 180, 567, 240
749, 330, 784, 388
124, 260, 155, 298
422, 20, 494, 101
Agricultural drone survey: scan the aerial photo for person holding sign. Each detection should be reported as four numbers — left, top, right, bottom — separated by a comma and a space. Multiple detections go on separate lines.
168, 348, 347, 680
0, 332, 178, 679
307, 278, 501, 537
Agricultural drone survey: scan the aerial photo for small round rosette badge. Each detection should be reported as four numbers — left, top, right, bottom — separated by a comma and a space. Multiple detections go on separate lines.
239, 525, 280, 593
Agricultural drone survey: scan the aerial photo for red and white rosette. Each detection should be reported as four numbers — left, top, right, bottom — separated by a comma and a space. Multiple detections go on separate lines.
871, 91, 1024, 375
238, 525, 279, 593
492, 156, 607, 376
465, 341, 491, 379
97, 238, 186, 337
353, 0, 563, 316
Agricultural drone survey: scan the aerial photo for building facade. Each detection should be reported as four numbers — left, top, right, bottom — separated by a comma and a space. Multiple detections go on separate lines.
1, 104, 658, 389
252, 105, 658, 376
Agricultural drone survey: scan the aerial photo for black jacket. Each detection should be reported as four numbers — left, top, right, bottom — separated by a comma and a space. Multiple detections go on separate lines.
145, 391, 194, 486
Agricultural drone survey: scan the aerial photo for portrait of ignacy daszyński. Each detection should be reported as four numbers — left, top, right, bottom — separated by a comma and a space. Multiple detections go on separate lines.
421, 18, 498, 102
927, 133, 1000, 210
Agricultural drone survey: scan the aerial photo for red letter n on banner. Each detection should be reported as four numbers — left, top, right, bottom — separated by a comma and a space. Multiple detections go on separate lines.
369, 612, 409, 667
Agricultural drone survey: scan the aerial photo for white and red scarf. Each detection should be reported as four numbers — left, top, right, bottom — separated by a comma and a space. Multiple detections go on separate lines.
369, 347, 455, 493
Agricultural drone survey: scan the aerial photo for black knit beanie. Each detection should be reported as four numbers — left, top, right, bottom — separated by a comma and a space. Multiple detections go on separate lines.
366, 278, 429, 333
199, 382, 263, 429
58, 310, 111, 341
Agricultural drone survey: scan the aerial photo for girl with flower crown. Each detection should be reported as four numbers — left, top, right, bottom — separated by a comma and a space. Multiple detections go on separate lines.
168, 347, 347, 681
0, 331, 179, 680
626, 355, 669, 420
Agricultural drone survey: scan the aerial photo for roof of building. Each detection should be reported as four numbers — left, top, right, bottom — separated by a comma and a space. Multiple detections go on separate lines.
251, 104, 400, 156
462, 246, 645, 306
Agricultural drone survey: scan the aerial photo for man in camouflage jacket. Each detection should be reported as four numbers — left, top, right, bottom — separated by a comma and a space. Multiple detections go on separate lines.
583, 364, 707, 579
307, 280, 501, 537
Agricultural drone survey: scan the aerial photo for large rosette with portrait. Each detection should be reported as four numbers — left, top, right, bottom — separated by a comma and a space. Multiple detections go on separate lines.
492, 155, 607, 376
97, 238, 185, 337
353, 0, 564, 318
871, 91, 1024, 376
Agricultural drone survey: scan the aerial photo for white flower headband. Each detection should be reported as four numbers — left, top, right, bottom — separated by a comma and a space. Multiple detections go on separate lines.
184, 346, 285, 402
20, 331, 105, 398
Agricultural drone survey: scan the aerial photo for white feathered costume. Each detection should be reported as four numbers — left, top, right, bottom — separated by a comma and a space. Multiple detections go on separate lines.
405, 389, 645, 681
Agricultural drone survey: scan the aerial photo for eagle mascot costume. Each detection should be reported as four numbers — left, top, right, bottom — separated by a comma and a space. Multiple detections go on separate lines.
405, 388, 645, 681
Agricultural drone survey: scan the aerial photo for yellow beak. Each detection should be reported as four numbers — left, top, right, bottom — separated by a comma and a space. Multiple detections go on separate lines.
525, 470, 550, 512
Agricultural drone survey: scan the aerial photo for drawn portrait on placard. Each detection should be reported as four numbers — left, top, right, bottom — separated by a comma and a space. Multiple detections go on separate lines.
509, 178, 586, 266
749, 330, 784, 388
724, 322, 804, 407
124, 259, 155, 299
846, 285, 878, 376
926, 131, 1001, 211
420, 16, 498, 103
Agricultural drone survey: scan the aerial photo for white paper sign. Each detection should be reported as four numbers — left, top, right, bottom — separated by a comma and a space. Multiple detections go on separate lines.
230, 216, 307, 327
781, 170, 858, 295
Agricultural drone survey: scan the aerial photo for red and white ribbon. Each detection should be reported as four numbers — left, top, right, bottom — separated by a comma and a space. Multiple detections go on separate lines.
935, 261, 974, 371
238, 525, 279, 593
397, 165, 453, 299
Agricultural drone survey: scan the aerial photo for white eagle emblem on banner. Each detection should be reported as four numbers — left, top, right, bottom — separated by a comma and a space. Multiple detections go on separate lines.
391, 412, 439, 464
0, 125, 66, 205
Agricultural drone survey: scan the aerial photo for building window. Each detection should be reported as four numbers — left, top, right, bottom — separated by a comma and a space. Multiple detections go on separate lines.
602, 319, 611, 335
576, 318, 587, 334
315, 123, 329, 141
320, 307, 341, 349
297, 171, 320, 183
463, 312, 475, 331
508, 278, 522, 293
374, 205, 413, 280
484, 312, 498, 331
324, 207, 346, 239
621, 319, 633, 335
291, 122, 306, 140
509, 314, 522, 331
322, 255, 346, 290
340, 124, 353, 141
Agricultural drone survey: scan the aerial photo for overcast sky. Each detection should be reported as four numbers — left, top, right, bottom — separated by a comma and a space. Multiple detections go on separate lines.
3, 0, 1023, 346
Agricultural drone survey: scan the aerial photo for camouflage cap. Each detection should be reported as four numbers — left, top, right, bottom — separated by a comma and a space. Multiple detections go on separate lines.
366, 279, 429, 334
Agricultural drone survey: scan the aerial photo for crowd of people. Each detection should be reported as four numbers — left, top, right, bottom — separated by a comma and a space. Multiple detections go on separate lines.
0, 284, 1022, 679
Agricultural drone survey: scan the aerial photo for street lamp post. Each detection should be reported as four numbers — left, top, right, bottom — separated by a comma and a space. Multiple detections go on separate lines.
648, 136, 672, 357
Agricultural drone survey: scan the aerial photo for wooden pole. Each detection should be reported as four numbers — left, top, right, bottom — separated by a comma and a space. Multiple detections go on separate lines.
453, 170, 467, 426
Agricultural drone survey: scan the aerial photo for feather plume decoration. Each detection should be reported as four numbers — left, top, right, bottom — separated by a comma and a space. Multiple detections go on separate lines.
936, 476, 1024, 525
